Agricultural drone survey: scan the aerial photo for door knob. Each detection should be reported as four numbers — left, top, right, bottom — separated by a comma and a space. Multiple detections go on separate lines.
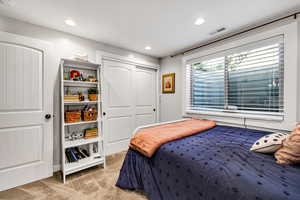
45, 114, 51, 119
153, 108, 156, 112
103, 112, 106, 116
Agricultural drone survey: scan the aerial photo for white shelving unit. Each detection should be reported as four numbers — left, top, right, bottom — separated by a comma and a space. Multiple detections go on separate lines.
60, 58, 105, 183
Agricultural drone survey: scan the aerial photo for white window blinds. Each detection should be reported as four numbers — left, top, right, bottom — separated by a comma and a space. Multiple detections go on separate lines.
186, 35, 284, 116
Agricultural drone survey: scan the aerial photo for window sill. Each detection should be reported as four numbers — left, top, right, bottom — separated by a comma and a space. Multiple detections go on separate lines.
185, 109, 284, 121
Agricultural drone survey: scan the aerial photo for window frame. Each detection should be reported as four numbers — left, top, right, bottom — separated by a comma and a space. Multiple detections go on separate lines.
182, 22, 298, 131
186, 35, 284, 117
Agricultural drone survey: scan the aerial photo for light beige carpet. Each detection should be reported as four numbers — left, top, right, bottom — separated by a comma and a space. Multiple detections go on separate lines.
0, 151, 147, 200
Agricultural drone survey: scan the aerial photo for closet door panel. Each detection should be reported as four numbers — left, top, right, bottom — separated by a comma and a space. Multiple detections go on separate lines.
106, 66, 132, 107
135, 67, 156, 128
103, 60, 134, 155
107, 117, 132, 143
135, 114, 155, 128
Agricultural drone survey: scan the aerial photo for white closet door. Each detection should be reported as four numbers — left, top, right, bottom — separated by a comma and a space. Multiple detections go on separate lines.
0, 32, 53, 191
134, 66, 157, 128
102, 59, 158, 155
103, 60, 135, 155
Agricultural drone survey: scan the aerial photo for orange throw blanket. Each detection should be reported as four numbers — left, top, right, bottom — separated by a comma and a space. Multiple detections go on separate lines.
129, 118, 216, 157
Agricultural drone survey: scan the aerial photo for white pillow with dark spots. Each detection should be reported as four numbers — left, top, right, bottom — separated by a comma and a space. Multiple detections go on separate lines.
250, 132, 289, 153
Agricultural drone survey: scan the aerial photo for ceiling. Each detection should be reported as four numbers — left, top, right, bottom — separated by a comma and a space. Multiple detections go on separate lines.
0, 0, 300, 58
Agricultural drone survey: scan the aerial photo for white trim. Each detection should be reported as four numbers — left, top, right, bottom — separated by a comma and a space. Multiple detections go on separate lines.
156, 67, 161, 122
182, 22, 298, 131
186, 110, 283, 121
96, 50, 159, 69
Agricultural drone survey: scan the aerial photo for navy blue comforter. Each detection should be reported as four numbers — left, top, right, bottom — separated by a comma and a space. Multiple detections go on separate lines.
116, 125, 300, 200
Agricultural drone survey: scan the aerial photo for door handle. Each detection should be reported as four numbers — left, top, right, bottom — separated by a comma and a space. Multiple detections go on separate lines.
45, 114, 52, 119
153, 108, 156, 112
103, 112, 106, 116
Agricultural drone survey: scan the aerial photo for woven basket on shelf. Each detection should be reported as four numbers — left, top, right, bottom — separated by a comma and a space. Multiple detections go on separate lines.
82, 110, 97, 121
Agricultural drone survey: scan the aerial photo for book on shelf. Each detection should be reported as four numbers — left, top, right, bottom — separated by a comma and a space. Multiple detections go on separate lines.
80, 148, 90, 157
70, 148, 79, 161
73, 149, 84, 159
84, 128, 98, 138
65, 151, 73, 163
66, 149, 77, 162
74, 147, 87, 159
84, 134, 98, 139
65, 147, 91, 163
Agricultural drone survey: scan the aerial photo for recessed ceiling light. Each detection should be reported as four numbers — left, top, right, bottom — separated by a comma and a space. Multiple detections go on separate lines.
145, 46, 152, 50
195, 18, 205, 25
65, 18, 76, 26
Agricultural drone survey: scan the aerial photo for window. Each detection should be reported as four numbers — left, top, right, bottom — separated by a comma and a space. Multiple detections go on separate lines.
186, 36, 284, 116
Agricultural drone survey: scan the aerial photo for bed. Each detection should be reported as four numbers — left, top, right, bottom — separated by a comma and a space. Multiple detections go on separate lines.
116, 125, 300, 200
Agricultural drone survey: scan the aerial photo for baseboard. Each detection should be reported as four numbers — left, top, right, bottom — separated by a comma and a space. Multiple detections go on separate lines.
53, 164, 61, 172
107, 139, 130, 155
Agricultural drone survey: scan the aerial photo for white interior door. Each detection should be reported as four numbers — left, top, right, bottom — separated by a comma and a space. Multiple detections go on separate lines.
0, 32, 53, 191
134, 66, 157, 128
102, 60, 134, 155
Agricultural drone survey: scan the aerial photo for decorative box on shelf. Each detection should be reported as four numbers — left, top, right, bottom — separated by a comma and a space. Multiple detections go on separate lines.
65, 111, 81, 123
84, 128, 98, 139
64, 95, 80, 102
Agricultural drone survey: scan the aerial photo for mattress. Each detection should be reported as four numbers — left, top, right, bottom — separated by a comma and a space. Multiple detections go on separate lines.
116, 125, 300, 200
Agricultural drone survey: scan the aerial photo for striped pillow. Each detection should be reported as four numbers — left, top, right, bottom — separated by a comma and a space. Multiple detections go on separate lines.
275, 127, 300, 165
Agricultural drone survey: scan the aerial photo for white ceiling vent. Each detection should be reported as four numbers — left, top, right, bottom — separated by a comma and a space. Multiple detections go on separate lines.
0, 0, 15, 7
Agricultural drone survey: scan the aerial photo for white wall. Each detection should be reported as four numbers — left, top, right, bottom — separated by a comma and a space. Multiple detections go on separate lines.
0, 15, 159, 169
159, 56, 183, 122
160, 18, 300, 130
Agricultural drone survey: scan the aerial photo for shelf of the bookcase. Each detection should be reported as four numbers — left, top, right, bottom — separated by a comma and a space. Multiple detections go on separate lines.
64, 120, 99, 126
64, 101, 98, 105
65, 137, 103, 148
63, 80, 98, 87
62, 58, 100, 69
65, 155, 104, 175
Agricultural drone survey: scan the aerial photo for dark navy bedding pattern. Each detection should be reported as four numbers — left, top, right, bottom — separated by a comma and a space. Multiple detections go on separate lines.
116, 125, 300, 200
